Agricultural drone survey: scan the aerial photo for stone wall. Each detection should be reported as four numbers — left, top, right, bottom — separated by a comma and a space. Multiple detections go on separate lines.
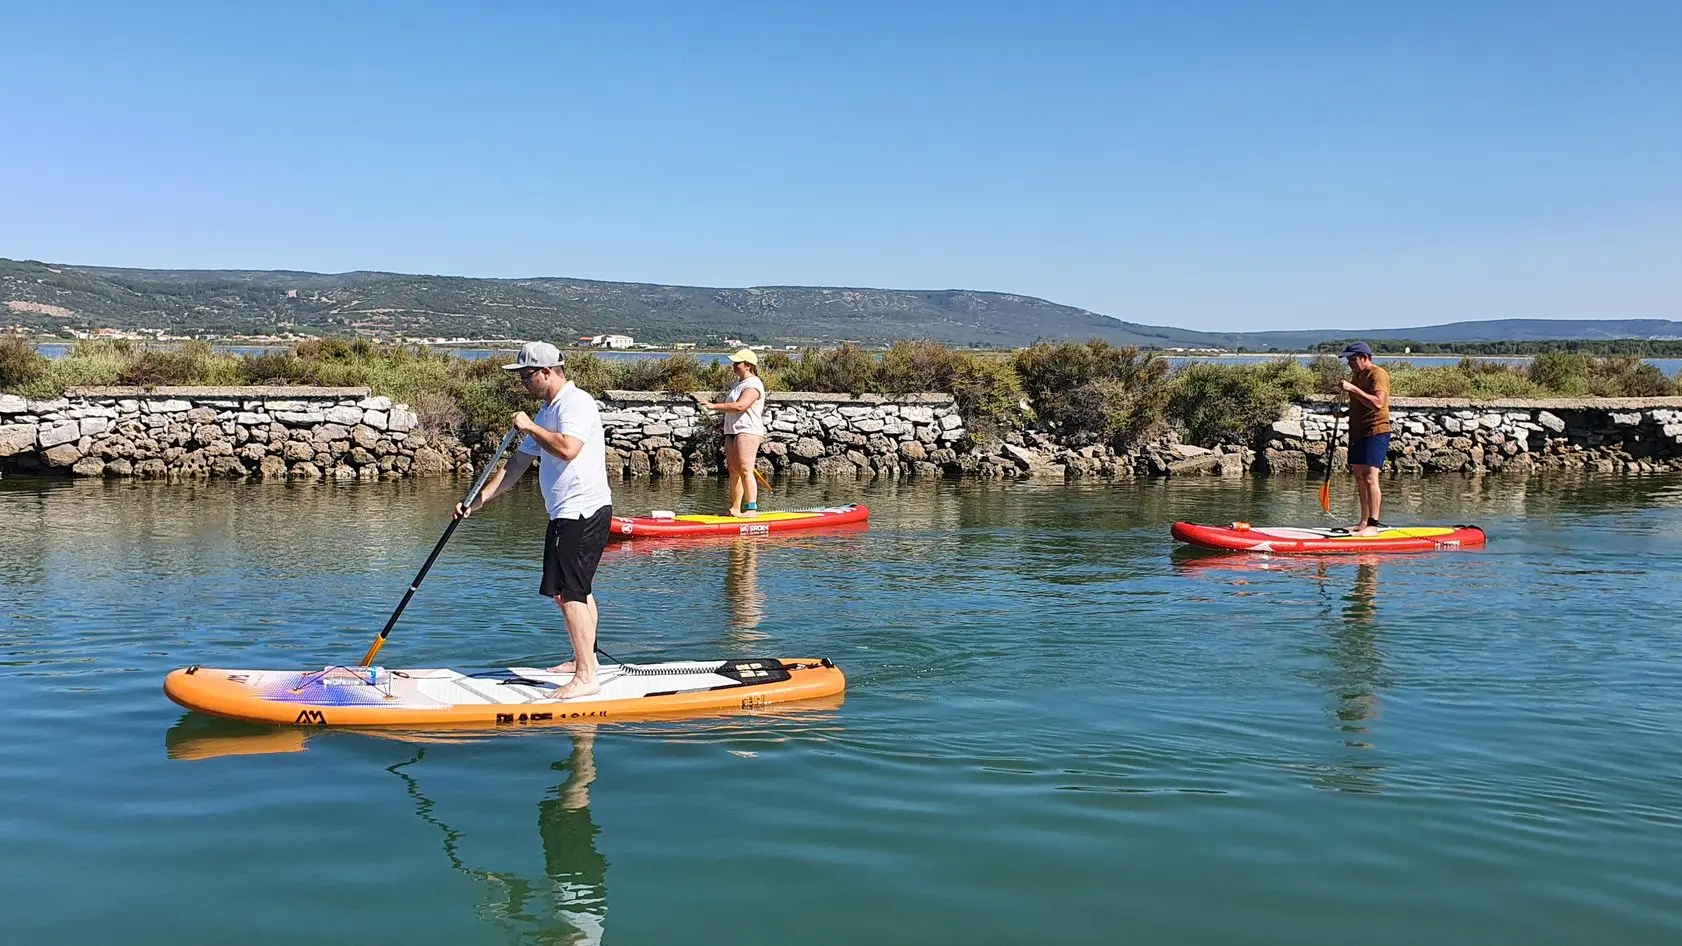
1255, 397, 1682, 476
0, 387, 482, 480
596, 391, 973, 479
5, 387, 1681, 481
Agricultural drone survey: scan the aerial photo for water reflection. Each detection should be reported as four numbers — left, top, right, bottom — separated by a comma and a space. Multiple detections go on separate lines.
390, 732, 608, 946
723, 538, 766, 637
1313, 557, 1387, 795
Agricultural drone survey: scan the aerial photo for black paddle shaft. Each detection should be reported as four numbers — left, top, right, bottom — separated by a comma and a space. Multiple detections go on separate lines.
360, 424, 522, 665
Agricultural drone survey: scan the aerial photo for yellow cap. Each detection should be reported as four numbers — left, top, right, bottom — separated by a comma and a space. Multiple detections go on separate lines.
729, 347, 759, 365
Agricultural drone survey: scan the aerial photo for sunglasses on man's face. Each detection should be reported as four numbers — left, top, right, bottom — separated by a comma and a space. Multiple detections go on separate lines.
518, 367, 544, 381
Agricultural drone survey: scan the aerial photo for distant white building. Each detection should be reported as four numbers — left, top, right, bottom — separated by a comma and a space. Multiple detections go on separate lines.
585, 334, 635, 349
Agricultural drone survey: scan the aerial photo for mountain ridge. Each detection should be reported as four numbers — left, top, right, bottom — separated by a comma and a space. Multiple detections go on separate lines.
3, 258, 1678, 349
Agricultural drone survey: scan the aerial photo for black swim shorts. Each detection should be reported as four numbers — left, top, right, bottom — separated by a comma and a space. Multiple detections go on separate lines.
540, 504, 613, 602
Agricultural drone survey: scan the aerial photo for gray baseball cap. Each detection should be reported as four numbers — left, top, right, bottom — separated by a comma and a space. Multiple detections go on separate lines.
502, 341, 564, 371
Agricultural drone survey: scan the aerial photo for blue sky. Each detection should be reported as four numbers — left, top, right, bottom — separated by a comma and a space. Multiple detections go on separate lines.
2, 1, 1677, 331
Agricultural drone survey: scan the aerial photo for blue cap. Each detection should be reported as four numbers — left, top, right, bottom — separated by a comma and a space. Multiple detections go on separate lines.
1341, 342, 1372, 358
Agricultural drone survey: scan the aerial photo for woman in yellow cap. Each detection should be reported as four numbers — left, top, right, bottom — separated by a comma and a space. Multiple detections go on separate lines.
700, 348, 767, 517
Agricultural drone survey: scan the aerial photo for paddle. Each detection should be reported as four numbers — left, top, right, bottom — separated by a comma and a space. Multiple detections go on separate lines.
1318, 411, 1340, 516
358, 424, 523, 667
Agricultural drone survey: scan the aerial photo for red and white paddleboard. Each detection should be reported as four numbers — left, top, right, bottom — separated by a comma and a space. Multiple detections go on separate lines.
1171, 521, 1485, 554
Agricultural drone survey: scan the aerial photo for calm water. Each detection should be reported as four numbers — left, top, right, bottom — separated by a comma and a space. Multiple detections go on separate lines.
3, 473, 1682, 944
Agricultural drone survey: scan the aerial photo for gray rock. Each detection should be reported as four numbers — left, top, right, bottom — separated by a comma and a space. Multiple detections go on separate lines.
283, 440, 316, 463
1537, 411, 1566, 433
939, 413, 963, 431
105, 458, 134, 477
1611, 412, 1642, 426
0, 395, 28, 414
29, 398, 69, 413
323, 406, 365, 426
313, 423, 352, 443
358, 396, 393, 411
362, 410, 388, 430
641, 423, 672, 437
387, 406, 419, 433
814, 456, 859, 478
273, 410, 326, 425
71, 456, 106, 477
0, 424, 39, 457
44, 442, 83, 466
938, 426, 964, 442
900, 406, 935, 424
235, 412, 271, 426
654, 448, 686, 477
852, 417, 885, 433
792, 437, 826, 460
1170, 444, 1214, 459
1270, 419, 1305, 440
38, 421, 80, 448
264, 400, 312, 412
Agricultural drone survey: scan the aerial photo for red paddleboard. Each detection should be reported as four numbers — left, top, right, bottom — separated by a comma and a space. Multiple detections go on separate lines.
610, 503, 869, 539
1171, 521, 1485, 554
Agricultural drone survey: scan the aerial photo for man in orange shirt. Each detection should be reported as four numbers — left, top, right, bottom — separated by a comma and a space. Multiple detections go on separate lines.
1339, 342, 1391, 536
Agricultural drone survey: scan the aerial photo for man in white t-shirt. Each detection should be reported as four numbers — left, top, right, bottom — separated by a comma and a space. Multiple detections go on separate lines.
453, 341, 614, 700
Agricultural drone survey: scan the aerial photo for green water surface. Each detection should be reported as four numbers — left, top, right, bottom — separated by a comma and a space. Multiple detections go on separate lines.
2, 473, 1681, 944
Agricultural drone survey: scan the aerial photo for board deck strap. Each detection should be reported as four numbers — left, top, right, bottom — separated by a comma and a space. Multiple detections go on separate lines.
164, 657, 845, 727
610, 503, 869, 539
1170, 521, 1486, 554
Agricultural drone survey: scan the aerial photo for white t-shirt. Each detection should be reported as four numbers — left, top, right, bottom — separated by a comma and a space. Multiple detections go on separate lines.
519, 382, 613, 520
722, 375, 767, 436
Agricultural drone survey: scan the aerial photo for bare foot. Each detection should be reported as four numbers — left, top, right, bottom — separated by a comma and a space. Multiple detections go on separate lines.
737, 509, 759, 518
544, 660, 576, 674
548, 678, 601, 701
1354, 525, 1380, 537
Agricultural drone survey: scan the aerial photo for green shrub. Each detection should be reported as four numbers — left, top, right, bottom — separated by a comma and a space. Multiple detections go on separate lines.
1011, 340, 1168, 430
1169, 359, 1315, 446
1527, 351, 1593, 395
0, 335, 47, 389
1307, 354, 1347, 395
879, 340, 958, 394
619, 354, 705, 393
948, 354, 1024, 434
779, 344, 878, 395
1011, 340, 1170, 445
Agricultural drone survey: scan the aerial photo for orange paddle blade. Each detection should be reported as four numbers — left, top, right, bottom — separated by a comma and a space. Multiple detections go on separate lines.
754, 468, 772, 490
1317, 481, 1331, 513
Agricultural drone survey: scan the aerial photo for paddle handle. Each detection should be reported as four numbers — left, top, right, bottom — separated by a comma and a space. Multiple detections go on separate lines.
1318, 412, 1340, 513
359, 424, 523, 666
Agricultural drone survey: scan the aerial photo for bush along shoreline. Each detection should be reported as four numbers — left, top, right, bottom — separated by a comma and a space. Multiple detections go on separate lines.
2, 337, 1679, 479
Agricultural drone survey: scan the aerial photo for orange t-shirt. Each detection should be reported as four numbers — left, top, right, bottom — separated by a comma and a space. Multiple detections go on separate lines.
1349, 365, 1392, 437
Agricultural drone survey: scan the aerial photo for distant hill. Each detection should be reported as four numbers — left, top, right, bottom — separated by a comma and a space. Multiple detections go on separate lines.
0, 258, 1234, 349
3, 258, 1676, 349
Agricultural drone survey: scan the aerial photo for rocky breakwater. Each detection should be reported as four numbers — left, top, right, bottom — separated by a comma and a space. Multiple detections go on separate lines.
598, 391, 973, 479
0, 386, 480, 480
1256, 397, 1682, 475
